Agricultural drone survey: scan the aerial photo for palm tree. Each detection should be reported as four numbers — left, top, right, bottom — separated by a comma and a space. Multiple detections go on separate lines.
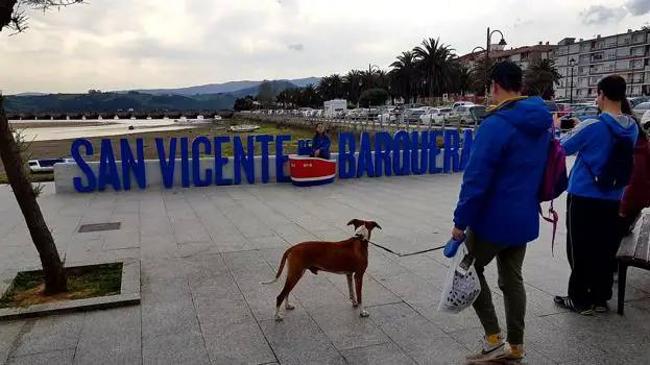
390, 51, 418, 103
343, 69, 364, 105
524, 59, 562, 100
452, 64, 472, 96
413, 37, 457, 98
469, 57, 495, 96
317, 74, 345, 101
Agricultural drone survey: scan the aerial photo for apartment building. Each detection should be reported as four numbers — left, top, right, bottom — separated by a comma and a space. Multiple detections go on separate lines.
554, 28, 650, 99
458, 43, 555, 71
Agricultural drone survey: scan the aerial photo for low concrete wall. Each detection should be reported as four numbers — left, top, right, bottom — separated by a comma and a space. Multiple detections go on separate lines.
54, 150, 452, 194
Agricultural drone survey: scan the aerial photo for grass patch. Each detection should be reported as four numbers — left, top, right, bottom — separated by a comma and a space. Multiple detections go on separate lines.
0, 172, 54, 185
0, 263, 122, 308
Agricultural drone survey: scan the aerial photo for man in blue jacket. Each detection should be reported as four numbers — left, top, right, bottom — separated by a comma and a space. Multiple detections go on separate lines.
555, 75, 638, 315
451, 62, 552, 362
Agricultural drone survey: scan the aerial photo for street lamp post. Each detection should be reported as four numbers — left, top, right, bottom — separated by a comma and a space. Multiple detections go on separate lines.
484, 27, 507, 105
569, 58, 576, 104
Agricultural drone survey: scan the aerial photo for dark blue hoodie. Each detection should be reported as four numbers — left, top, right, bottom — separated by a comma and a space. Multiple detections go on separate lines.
453, 96, 552, 246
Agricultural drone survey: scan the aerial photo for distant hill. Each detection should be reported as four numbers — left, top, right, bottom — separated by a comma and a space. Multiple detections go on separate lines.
4, 92, 237, 114
4, 77, 322, 114
126, 77, 321, 96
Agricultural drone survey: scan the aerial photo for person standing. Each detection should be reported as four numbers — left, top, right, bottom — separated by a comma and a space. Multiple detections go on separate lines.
619, 100, 650, 231
555, 75, 639, 315
452, 61, 552, 362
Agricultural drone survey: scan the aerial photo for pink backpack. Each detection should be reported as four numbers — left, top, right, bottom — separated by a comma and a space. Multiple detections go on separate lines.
538, 128, 568, 253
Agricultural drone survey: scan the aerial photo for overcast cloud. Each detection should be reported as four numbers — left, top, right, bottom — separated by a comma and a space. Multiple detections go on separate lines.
1, 0, 649, 94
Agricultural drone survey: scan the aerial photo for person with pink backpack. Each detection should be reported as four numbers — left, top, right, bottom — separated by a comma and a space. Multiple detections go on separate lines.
555, 75, 639, 315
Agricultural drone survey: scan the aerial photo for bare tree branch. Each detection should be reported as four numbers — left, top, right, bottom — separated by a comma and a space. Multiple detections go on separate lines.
0, 0, 84, 33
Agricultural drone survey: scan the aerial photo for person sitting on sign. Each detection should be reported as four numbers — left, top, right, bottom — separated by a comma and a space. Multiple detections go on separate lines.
311, 123, 331, 160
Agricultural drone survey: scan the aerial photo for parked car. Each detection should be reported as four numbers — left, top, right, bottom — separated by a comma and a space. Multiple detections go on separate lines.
454, 105, 486, 125
571, 103, 599, 120
641, 110, 650, 132
420, 107, 453, 125
451, 101, 475, 114
629, 96, 650, 108
404, 108, 428, 124
28, 158, 74, 173
632, 102, 650, 120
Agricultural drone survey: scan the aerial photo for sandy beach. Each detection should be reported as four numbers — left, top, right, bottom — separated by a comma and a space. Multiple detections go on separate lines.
9, 119, 205, 142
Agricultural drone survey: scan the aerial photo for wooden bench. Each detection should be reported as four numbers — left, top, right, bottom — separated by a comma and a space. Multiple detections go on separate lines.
617, 211, 650, 315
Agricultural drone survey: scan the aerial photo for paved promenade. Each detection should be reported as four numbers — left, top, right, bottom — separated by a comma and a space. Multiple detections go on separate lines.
0, 174, 649, 364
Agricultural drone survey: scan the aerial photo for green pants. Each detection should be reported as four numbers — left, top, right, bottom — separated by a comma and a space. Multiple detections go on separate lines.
466, 231, 527, 345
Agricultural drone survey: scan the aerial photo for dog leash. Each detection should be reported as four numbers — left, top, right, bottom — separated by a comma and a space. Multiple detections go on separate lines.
367, 240, 446, 257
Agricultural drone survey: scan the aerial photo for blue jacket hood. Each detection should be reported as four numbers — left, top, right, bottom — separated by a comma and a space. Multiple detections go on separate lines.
491, 96, 552, 135
599, 112, 638, 139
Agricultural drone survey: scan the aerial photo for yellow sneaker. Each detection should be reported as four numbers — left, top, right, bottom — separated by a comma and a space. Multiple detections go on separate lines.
494, 343, 525, 361
466, 333, 505, 362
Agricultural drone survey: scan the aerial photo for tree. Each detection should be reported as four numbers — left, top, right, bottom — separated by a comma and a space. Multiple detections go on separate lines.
0, 0, 84, 294
359, 88, 389, 108
343, 69, 363, 105
449, 64, 472, 96
524, 59, 562, 100
233, 96, 256, 111
317, 74, 345, 101
469, 57, 495, 96
413, 37, 456, 97
389, 51, 418, 103
257, 80, 275, 106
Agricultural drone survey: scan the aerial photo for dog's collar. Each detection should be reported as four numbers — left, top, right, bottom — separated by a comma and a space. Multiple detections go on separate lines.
354, 234, 369, 242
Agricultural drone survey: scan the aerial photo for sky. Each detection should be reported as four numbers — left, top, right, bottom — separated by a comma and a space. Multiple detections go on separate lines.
1, 0, 649, 94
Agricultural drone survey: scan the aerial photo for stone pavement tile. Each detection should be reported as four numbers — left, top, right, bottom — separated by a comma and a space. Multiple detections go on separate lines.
309, 304, 389, 351
627, 296, 650, 312
627, 267, 650, 293
170, 218, 212, 244
219, 203, 274, 239
142, 331, 210, 365
11, 313, 85, 357
523, 316, 607, 363
542, 307, 650, 353
0, 321, 24, 365
139, 234, 176, 260
182, 253, 231, 291
6, 349, 74, 365
192, 282, 275, 365
367, 303, 469, 365
177, 241, 220, 258
73, 306, 141, 365
272, 223, 318, 244
259, 313, 346, 365
369, 302, 448, 341
339, 342, 416, 365
247, 236, 290, 251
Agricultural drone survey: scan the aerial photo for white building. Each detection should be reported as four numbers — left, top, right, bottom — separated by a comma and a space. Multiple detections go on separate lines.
554, 28, 650, 99
323, 99, 347, 117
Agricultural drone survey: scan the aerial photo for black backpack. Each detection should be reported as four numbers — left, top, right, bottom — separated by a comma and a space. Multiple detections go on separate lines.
588, 114, 635, 192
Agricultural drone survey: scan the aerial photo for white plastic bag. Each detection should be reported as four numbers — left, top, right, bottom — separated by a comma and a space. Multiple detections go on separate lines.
437, 244, 481, 314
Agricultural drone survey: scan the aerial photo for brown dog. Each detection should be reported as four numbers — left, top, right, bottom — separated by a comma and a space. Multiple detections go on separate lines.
262, 219, 381, 321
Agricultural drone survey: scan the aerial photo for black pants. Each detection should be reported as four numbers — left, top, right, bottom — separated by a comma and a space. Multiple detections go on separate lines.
566, 194, 621, 306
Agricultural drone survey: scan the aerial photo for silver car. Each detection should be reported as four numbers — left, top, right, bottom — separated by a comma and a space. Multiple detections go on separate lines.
632, 102, 650, 120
